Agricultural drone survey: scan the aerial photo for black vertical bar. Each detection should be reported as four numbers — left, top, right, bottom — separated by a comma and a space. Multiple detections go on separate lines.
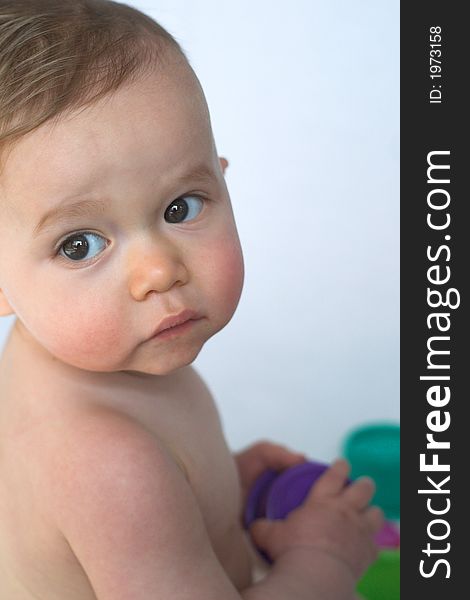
401, 2, 466, 597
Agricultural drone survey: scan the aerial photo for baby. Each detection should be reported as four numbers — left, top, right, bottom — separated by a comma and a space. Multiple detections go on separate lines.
0, 1, 383, 599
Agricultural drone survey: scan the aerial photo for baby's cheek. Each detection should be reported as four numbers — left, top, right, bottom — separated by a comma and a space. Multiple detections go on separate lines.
207, 230, 244, 315
44, 300, 126, 371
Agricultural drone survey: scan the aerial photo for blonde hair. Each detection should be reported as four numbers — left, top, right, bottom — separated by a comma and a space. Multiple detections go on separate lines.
0, 0, 186, 170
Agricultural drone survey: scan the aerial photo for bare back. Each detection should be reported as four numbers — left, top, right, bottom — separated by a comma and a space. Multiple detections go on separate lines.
0, 325, 253, 599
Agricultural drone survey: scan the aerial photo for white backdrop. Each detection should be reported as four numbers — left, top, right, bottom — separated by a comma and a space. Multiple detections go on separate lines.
0, 0, 399, 461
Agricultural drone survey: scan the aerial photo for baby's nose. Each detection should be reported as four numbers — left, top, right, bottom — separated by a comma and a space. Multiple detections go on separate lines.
126, 237, 189, 299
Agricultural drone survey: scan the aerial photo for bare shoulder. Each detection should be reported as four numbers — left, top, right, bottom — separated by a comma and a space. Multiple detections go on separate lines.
159, 364, 218, 401
41, 405, 187, 508
40, 406, 240, 599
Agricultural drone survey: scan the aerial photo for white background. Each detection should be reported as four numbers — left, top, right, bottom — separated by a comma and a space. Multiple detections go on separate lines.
0, 0, 399, 461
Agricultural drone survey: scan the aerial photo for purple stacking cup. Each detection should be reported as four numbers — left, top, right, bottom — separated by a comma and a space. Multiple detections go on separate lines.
244, 461, 330, 564
244, 461, 331, 531
244, 460, 399, 564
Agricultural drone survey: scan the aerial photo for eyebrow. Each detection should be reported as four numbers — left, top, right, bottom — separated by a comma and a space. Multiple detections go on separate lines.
32, 164, 218, 237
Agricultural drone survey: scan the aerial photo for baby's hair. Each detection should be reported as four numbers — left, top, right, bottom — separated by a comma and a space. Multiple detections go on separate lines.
0, 0, 186, 172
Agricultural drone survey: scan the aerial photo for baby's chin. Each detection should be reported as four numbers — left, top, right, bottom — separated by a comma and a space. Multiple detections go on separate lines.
124, 315, 232, 378
120, 355, 200, 378
117, 340, 206, 378
119, 362, 191, 379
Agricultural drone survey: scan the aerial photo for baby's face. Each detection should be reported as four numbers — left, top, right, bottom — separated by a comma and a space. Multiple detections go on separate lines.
0, 55, 244, 376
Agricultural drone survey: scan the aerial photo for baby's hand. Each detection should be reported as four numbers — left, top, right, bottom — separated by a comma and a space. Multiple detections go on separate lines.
249, 459, 384, 579
234, 440, 307, 509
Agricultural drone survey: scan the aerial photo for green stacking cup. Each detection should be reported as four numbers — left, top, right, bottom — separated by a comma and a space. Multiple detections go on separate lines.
357, 550, 400, 600
342, 422, 400, 520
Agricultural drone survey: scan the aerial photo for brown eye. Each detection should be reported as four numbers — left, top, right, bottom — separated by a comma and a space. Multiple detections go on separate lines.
59, 232, 107, 262
164, 196, 203, 224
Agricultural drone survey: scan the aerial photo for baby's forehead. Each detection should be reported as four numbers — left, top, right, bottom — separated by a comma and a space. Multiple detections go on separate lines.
2, 67, 215, 186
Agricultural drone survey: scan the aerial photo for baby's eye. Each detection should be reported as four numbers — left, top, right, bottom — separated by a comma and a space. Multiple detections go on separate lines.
164, 195, 204, 224
58, 232, 107, 262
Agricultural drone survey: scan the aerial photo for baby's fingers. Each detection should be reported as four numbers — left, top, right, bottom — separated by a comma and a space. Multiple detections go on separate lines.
341, 476, 376, 510
307, 458, 351, 502
364, 505, 385, 534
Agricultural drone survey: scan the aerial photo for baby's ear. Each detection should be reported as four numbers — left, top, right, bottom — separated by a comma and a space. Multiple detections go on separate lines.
0, 289, 15, 317
219, 157, 229, 175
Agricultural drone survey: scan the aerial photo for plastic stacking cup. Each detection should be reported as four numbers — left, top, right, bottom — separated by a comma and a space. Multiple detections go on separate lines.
357, 550, 400, 600
374, 520, 400, 549
343, 423, 400, 520
244, 461, 331, 528
244, 460, 400, 563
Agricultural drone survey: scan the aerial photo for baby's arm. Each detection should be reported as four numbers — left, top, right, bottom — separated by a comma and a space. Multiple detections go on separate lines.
44, 412, 381, 600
